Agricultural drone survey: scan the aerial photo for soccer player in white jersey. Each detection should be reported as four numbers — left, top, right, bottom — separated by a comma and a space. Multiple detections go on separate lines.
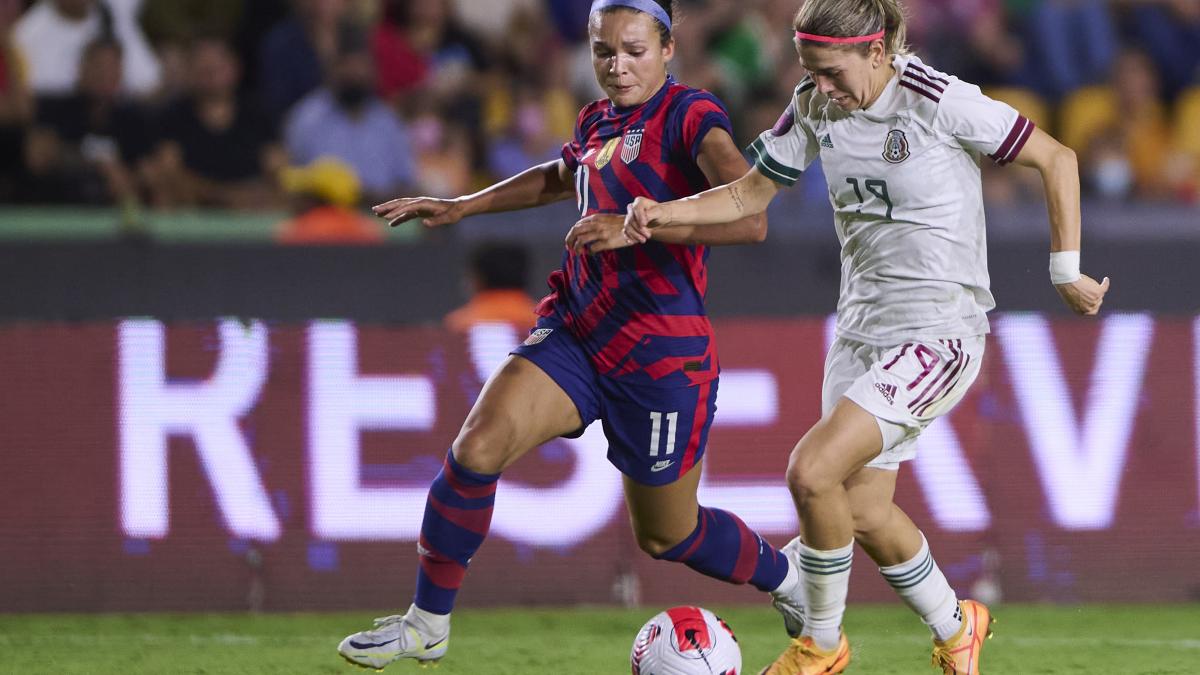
620, 0, 1110, 673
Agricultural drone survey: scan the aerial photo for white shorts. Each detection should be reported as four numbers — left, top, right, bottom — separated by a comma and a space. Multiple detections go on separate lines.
822, 335, 986, 470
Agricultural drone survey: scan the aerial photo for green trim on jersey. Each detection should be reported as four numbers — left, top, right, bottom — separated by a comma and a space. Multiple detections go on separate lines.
748, 137, 801, 186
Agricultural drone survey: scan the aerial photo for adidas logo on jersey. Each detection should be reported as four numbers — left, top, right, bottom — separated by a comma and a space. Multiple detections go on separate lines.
820, 134, 834, 149
874, 382, 897, 404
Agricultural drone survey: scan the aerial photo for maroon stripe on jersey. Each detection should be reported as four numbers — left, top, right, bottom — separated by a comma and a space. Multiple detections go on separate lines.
635, 247, 681, 295
902, 70, 945, 93
908, 340, 960, 411
643, 351, 714, 382
989, 116, 1033, 165
428, 494, 492, 535
900, 80, 941, 102
593, 313, 713, 375
665, 244, 708, 298
1001, 118, 1035, 165
907, 63, 949, 85
678, 380, 711, 475
915, 346, 970, 417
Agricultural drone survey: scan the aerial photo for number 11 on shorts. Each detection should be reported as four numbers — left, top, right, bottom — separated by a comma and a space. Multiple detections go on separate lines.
649, 411, 678, 456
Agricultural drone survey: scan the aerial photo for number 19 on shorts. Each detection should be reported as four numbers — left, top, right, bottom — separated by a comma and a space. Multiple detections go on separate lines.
649, 411, 678, 456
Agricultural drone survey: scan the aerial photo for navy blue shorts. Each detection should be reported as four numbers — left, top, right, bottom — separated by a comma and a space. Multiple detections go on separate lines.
511, 324, 718, 486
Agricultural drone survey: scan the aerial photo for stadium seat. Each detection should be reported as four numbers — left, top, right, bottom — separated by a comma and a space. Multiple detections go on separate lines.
984, 87, 1051, 135
1057, 85, 1118, 153
1173, 86, 1200, 157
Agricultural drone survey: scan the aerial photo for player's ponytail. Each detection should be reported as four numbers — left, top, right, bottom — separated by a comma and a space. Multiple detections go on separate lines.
793, 0, 910, 56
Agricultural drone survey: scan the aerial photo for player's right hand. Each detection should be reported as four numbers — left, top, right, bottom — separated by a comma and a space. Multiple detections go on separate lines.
624, 196, 664, 244
1055, 274, 1110, 316
372, 197, 465, 228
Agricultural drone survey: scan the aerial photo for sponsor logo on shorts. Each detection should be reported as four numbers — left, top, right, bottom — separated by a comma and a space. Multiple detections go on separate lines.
523, 328, 553, 346
650, 460, 675, 473
875, 382, 897, 404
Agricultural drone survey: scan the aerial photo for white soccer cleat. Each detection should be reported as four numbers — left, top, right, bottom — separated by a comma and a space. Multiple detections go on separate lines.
770, 536, 808, 637
338, 606, 449, 670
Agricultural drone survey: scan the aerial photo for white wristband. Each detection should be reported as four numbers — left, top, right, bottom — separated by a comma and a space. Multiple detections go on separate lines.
1049, 250, 1081, 285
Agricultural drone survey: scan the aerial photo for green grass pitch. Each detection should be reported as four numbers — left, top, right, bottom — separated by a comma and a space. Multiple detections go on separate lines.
1, 604, 1197, 674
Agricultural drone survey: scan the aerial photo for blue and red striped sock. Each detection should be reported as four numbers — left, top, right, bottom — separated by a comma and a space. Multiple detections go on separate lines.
655, 506, 790, 592
413, 450, 500, 615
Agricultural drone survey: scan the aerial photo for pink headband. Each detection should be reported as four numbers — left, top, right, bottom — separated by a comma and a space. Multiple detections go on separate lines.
794, 29, 885, 44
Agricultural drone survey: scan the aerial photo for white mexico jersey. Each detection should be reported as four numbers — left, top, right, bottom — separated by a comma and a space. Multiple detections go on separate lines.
749, 54, 1034, 346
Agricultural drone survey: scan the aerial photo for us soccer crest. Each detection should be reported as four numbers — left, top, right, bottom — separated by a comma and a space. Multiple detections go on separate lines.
621, 129, 644, 164
882, 129, 910, 163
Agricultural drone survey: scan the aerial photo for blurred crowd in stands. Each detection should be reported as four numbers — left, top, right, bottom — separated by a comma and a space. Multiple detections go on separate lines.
0, 0, 1196, 227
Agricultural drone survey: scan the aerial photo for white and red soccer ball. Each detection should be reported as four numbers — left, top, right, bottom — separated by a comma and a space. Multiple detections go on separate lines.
630, 606, 741, 675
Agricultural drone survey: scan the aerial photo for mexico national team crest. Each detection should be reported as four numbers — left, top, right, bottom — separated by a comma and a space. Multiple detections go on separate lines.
621, 129, 644, 164
883, 129, 910, 163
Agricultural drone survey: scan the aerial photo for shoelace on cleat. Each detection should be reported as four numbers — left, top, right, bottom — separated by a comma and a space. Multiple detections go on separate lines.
372, 615, 405, 628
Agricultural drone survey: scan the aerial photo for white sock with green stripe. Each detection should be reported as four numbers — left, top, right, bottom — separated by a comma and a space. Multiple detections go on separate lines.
797, 540, 854, 651
879, 534, 961, 641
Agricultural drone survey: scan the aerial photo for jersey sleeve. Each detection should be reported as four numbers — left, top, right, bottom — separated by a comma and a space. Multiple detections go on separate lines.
677, 91, 735, 161
561, 102, 602, 172
936, 81, 1035, 166
746, 92, 818, 187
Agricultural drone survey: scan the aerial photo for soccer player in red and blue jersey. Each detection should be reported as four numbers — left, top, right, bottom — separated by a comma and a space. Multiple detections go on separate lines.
337, 1, 808, 669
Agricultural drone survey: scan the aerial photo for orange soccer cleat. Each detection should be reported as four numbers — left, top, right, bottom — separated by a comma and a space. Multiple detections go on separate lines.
759, 632, 851, 675
931, 599, 994, 674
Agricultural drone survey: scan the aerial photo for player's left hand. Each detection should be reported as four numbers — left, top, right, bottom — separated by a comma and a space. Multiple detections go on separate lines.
1055, 274, 1110, 315
566, 214, 635, 254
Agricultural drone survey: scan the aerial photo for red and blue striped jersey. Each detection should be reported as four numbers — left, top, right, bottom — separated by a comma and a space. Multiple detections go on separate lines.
536, 77, 734, 387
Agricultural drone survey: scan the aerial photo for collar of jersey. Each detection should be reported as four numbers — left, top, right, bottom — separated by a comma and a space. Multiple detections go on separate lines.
854, 56, 904, 118
607, 75, 675, 118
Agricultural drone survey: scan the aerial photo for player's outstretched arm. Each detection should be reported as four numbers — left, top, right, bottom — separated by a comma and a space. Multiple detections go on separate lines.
638, 128, 770, 246
373, 159, 575, 228
1012, 126, 1110, 315
624, 152, 780, 245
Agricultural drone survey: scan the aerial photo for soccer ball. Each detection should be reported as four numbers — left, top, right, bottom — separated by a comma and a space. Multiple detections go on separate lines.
630, 606, 741, 675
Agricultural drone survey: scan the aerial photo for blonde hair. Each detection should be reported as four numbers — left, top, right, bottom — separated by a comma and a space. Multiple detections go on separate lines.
793, 0, 910, 56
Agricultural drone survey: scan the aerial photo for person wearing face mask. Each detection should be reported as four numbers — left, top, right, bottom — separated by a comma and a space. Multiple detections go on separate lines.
622, 1, 1110, 673
336, 0, 816, 670
284, 21, 416, 205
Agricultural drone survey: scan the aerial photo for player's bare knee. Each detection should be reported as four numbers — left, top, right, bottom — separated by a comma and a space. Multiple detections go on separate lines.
786, 448, 838, 502
635, 531, 681, 558
451, 419, 515, 474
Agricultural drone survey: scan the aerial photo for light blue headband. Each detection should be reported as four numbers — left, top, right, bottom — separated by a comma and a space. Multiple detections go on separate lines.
590, 0, 672, 32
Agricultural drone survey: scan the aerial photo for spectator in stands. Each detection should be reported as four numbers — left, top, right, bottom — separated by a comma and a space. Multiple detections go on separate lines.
14, 0, 160, 97
0, 0, 31, 201
285, 22, 415, 205
1124, 0, 1200, 101
23, 37, 152, 204
409, 108, 473, 198
1022, 0, 1118, 100
146, 36, 284, 209
1078, 49, 1178, 201
486, 85, 565, 182
258, 0, 348, 120
276, 156, 382, 244
443, 241, 537, 334
373, 0, 485, 113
